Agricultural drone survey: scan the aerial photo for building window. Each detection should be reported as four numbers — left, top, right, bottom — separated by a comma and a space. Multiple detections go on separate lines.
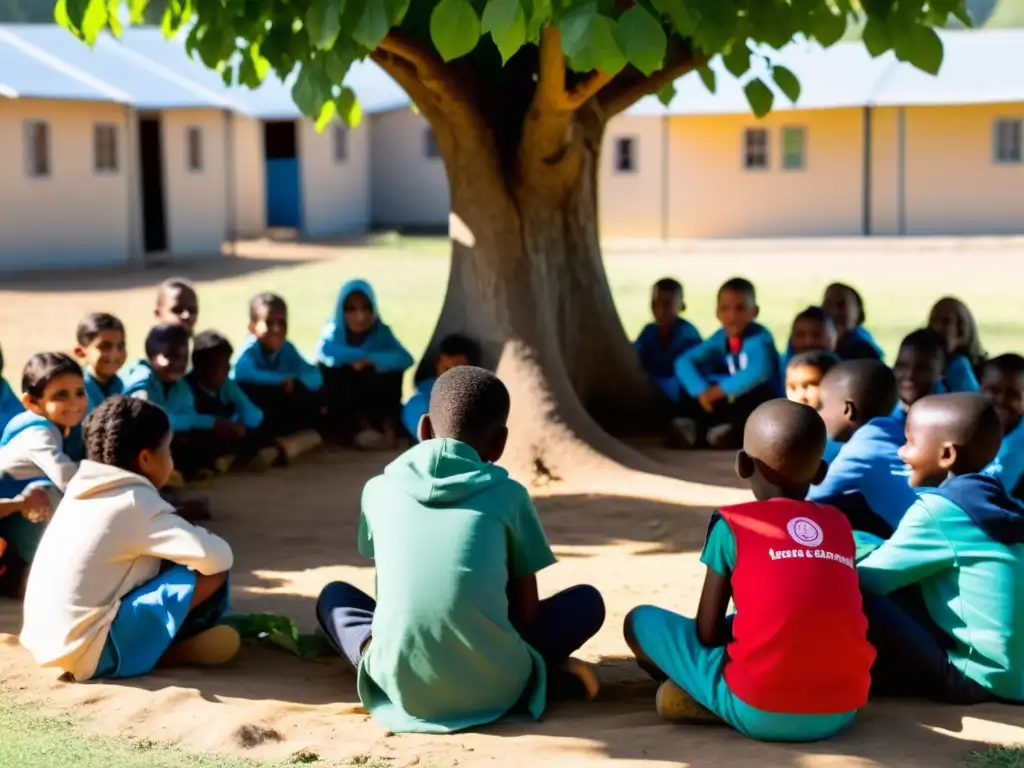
424, 128, 440, 159
334, 124, 348, 163
743, 128, 769, 170
186, 127, 203, 172
94, 124, 118, 173
614, 137, 637, 173
25, 120, 50, 178
994, 119, 1022, 164
781, 127, 805, 170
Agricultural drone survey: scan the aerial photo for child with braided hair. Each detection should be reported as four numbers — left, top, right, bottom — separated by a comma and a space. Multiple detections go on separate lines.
21, 395, 238, 681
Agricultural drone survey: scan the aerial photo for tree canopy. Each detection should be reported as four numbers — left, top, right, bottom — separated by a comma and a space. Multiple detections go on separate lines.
55, 0, 971, 130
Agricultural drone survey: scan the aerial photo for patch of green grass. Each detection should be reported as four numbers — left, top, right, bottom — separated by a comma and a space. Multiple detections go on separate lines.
966, 746, 1024, 768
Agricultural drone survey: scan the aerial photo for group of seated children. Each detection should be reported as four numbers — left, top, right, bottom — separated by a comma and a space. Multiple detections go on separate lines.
0, 276, 478, 593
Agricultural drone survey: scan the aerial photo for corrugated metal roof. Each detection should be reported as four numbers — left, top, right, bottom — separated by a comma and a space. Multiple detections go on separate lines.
628, 29, 1024, 115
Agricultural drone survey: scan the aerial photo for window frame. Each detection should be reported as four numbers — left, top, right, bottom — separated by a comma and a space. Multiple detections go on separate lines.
424, 128, 440, 160
24, 119, 51, 179
186, 126, 204, 172
333, 123, 349, 163
614, 135, 638, 174
993, 118, 1023, 165
742, 127, 769, 171
93, 123, 119, 174
781, 126, 806, 171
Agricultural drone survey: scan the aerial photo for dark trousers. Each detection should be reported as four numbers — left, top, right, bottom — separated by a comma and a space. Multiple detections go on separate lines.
171, 429, 273, 477
862, 591, 994, 704
830, 492, 895, 540
238, 382, 324, 438
315, 582, 606, 698
320, 366, 403, 440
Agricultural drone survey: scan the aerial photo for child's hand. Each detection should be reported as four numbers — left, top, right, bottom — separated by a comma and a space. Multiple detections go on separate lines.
282, 378, 295, 394
353, 360, 375, 372
214, 420, 245, 440
18, 487, 53, 524
698, 385, 726, 412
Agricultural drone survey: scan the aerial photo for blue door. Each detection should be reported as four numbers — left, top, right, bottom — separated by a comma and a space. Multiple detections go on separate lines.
265, 157, 302, 228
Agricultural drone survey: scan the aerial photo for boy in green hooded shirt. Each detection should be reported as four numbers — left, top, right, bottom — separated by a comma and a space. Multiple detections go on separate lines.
315, 366, 605, 734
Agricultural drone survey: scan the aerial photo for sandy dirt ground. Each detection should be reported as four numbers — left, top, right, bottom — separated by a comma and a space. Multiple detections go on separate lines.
2, 446, 1024, 768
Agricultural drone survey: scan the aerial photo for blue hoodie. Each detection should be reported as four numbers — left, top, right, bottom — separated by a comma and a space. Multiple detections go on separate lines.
634, 318, 702, 380
836, 325, 885, 362
356, 438, 556, 733
859, 474, 1024, 700
808, 416, 916, 529
232, 336, 323, 392
984, 418, 1024, 498
316, 279, 414, 373
83, 368, 124, 412
0, 378, 23, 435
675, 322, 782, 399
937, 354, 980, 394
121, 360, 215, 434
401, 376, 435, 441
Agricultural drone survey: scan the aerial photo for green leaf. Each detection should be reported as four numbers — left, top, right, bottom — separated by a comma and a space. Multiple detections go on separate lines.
160, 0, 192, 38
221, 64, 234, 87
568, 14, 626, 75
291, 62, 330, 117
238, 43, 271, 88
722, 41, 750, 77
656, 81, 675, 106
79, 0, 109, 44
353, 0, 390, 49
127, 0, 147, 24
430, 0, 481, 61
383, 0, 411, 25
492, 5, 526, 62
106, 0, 122, 37
614, 5, 666, 76
861, 17, 890, 57
315, 99, 337, 132
558, 1, 597, 58
809, 5, 846, 47
650, 0, 696, 36
306, 0, 343, 49
895, 23, 943, 75
54, 0, 78, 38
481, 0, 517, 33
193, 24, 236, 68
696, 64, 716, 93
322, 44, 355, 82
521, 0, 550, 40
336, 86, 363, 127
743, 77, 773, 118
771, 64, 800, 103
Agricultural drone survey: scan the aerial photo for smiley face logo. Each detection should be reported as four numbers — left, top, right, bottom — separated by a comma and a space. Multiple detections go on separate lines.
786, 517, 823, 548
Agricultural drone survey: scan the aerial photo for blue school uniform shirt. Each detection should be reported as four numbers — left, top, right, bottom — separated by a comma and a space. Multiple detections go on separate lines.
232, 336, 323, 392
985, 418, 1024, 498
121, 361, 215, 434
185, 372, 264, 429
316, 279, 414, 373
836, 325, 885, 362
83, 369, 124, 412
402, 376, 435, 441
936, 354, 980, 394
859, 474, 1024, 701
675, 323, 781, 400
808, 416, 916, 529
634, 318, 702, 380
0, 411, 83, 498
0, 379, 23, 436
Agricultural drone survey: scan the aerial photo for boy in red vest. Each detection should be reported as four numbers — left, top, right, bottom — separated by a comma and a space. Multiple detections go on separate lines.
624, 399, 875, 741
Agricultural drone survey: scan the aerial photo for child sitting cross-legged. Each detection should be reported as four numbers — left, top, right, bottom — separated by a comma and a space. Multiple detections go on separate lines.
0, 353, 88, 569
75, 313, 128, 412
402, 333, 481, 442
892, 328, 947, 426
981, 354, 1024, 500
673, 278, 781, 449
315, 366, 606, 734
859, 393, 1024, 704
317, 279, 413, 450
810, 360, 915, 538
822, 282, 884, 361
233, 293, 324, 461
623, 399, 874, 741
20, 396, 238, 681
186, 331, 281, 472
927, 297, 984, 394
634, 278, 703, 406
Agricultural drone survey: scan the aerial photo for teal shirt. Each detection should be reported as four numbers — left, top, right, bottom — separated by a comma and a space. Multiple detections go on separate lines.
357, 439, 557, 734
83, 368, 124, 412
859, 492, 1024, 700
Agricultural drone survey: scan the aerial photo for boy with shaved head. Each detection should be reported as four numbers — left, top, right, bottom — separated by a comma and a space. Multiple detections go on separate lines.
624, 399, 874, 742
859, 393, 1024, 704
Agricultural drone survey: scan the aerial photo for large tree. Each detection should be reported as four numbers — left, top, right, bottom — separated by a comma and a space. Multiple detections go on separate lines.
61, 0, 963, 483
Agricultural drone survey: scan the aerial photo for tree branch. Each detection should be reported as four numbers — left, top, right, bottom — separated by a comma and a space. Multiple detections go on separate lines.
566, 70, 613, 110
535, 26, 569, 109
599, 40, 706, 117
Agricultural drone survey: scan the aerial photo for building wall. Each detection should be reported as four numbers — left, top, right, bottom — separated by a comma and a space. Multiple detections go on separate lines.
599, 115, 668, 240
299, 117, 371, 237
666, 108, 866, 239
160, 108, 228, 258
869, 107, 901, 236
0, 98, 132, 270
901, 102, 1024, 236
230, 114, 265, 238
370, 108, 449, 230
